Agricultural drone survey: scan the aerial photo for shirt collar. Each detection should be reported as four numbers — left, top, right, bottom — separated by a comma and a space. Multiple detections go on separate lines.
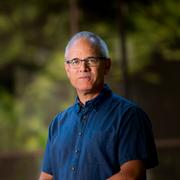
74, 84, 112, 113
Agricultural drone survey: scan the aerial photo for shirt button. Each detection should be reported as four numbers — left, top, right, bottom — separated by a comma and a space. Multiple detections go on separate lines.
71, 166, 75, 171
75, 149, 79, 153
78, 132, 83, 136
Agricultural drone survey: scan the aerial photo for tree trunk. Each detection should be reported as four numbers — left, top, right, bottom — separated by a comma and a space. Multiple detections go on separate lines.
117, 0, 129, 98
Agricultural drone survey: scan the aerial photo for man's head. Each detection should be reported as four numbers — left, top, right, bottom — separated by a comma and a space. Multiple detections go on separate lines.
64, 31, 111, 95
65, 31, 109, 59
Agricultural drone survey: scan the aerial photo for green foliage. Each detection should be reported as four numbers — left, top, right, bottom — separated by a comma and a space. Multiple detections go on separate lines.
128, 0, 180, 73
0, 0, 71, 152
0, 0, 179, 152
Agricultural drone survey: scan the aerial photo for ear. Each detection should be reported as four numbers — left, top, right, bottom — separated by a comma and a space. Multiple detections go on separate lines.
104, 58, 111, 75
64, 63, 70, 78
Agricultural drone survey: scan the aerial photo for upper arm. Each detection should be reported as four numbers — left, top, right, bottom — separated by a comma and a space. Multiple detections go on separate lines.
120, 160, 145, 179
119, 107, 158, 169
39, 172, 53, 180
41, 118, 57, 175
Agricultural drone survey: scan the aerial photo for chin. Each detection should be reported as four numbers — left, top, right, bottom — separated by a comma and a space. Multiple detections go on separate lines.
75, 84, 93, 93
78, 86, 92, 92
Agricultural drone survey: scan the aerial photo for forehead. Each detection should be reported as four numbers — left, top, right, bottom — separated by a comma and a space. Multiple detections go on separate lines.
66, 38, 101, 59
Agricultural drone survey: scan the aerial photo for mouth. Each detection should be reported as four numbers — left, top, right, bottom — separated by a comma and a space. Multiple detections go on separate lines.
78, 76, 91, 80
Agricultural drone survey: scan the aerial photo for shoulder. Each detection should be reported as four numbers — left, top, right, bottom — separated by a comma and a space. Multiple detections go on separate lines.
48, 104, 75, 139
110, 92, 150, 123
110, 92, 139, 112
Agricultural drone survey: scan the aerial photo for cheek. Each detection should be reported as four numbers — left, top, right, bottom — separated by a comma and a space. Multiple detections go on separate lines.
68, 72, 77, 83
65, 67, 76, 80
96, 67, 105, 78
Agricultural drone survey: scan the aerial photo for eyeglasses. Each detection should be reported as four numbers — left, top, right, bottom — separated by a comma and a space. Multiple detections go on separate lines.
65, 56, 108, 68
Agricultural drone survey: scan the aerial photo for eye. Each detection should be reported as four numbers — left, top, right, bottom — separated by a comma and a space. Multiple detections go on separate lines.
88, 57, 98, 64
71, 58, 80, 65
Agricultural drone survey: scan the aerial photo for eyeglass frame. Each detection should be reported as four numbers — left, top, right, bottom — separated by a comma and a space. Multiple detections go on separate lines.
65, 56, 110, 68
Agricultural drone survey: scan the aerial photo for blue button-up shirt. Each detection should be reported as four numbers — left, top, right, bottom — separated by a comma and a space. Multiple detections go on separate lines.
42, 85, 158, 180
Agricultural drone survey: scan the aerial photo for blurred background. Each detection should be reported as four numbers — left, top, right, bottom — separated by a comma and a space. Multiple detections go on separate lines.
0, 0, 179, 179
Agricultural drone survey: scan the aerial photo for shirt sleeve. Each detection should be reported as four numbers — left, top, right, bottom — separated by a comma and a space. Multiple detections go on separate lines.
41, 121, 54, 175
118, 106, 158, 169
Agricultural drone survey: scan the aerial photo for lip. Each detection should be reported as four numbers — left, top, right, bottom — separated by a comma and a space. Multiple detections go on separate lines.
78, 76, 91, 80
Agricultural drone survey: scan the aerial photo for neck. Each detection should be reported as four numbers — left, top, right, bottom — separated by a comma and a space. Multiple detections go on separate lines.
77, 85, 104, 105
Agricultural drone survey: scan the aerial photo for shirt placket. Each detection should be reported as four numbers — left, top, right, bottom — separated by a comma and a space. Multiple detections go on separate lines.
71, 107, 89, 176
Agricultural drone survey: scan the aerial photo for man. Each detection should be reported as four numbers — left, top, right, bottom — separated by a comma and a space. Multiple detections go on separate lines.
39, 31, 158, 180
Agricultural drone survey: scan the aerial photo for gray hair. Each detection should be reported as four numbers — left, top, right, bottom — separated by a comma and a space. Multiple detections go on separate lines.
65, 31, 109, 59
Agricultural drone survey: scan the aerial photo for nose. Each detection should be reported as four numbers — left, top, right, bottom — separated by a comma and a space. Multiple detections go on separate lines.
79, 60, 90, 72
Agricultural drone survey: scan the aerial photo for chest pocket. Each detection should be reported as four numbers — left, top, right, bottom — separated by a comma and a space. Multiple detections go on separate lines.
85, 127, 118, 160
